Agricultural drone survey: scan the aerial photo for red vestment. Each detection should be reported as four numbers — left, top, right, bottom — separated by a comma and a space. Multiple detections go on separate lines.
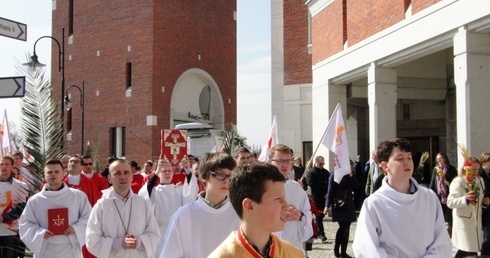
63, 174, 102, 207
84, 172, 109, 192
131, 174, 145, 194
171, 172, 186, 185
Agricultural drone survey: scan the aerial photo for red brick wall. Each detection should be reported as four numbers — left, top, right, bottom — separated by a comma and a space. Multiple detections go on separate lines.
312, 0, 441, 62
347, 0, 406, 46
283, 0, 312, 85
52, 0, 236, 164
412, 0, 441, 14
312, 0, 345, 65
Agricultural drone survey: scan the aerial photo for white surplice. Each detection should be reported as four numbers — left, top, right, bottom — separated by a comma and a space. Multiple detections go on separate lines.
138, 174, 198, 256
19, 183, 92, 258
274, 179, 313, 251
86, 189, 160, 258
160, 196, 241, 258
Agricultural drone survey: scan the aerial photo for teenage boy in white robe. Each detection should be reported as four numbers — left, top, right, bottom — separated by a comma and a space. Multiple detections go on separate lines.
138, 158, 198, 256
19, 159, 92, 258
160, 152, 240, 258
86, 159, 160, 258
268, 144, 313, 253
352, 138, 452, 257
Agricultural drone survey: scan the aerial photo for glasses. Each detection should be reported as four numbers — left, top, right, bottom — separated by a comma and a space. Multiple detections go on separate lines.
83, 163, 93, 166
210, 171, 231, 181
318, 163, 325, 165
271, 159, 293, 165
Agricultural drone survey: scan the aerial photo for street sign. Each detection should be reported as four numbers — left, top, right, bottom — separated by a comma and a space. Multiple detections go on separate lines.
0, 17, 27, 41
0, 76, 25, 98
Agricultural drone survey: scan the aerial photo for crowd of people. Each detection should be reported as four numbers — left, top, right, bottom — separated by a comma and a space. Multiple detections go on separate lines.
1, 138, 490, 257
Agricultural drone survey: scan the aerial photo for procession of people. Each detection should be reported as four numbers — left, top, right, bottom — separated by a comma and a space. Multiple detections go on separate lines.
1, 136, 490, 257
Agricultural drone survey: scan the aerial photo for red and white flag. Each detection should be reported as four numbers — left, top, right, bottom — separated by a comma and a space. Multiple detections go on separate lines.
258, 116, 278, 162
1, 109, 12, 156
321, 104, 350, 183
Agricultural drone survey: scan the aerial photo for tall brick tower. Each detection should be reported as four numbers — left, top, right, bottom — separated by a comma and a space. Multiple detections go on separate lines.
51, 1, 237, 164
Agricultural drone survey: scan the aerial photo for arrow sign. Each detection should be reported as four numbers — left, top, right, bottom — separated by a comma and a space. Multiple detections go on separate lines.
0, 17, 27, 41
0, 76, 25, 98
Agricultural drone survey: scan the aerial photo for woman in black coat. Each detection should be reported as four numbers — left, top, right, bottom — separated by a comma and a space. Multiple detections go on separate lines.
428, 152, 458, 235
325, 171, 359, 258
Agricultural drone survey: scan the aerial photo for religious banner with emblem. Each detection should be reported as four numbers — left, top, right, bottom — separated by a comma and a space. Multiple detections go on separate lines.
161, 129, 187, 168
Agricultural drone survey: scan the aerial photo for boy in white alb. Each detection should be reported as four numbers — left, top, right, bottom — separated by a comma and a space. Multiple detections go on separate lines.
86, 159, 160, 258
19, 159, 92, 258
352, 138, 452, 257
160, 152, 240, 258
139, 159, 198, 256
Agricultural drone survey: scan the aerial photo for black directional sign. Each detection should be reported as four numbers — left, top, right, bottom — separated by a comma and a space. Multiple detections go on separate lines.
0, 76, 25, 98
0, 17, 27, 41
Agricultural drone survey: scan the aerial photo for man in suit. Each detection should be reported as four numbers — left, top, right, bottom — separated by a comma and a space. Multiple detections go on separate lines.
365, 151, 384, 196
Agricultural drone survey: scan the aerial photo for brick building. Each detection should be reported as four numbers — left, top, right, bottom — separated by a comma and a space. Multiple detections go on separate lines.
274, 0, 490, 169
50, 1, 237, 165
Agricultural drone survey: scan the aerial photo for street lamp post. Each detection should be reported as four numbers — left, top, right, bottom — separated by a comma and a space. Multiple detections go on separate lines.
64, 82, 85, 154
23, 27, 65, 129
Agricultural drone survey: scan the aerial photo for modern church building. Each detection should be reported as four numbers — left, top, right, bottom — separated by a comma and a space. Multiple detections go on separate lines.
50, 1, 237, 162
273, 0, 490, 168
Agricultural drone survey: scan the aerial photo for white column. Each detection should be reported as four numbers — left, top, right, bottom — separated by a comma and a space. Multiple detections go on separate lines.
367, 63, 397, 152
454, 27, 490, 165
312, 81, 347, 171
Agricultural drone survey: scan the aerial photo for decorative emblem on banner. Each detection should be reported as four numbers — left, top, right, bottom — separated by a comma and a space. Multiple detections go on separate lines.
161, 129, 187, 167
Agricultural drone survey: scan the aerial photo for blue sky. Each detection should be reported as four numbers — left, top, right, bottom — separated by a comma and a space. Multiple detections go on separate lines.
0, 0, 271, 147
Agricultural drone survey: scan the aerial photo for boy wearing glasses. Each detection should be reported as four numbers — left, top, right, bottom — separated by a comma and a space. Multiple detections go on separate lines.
268, 144, 313, 254
160, 153, 240, 258
138, 159, 198, 256
209, 162, 304, 257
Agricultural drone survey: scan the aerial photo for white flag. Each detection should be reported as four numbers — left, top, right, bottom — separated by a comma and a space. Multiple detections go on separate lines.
1, 109, 12, 155
258, 116, 278, 162
321, 104, 350, 183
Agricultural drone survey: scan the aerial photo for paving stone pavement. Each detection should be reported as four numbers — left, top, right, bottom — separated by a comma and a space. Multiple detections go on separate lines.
305, 215, 458, 258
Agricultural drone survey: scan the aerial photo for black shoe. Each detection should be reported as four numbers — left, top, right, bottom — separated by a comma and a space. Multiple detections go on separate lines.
341, 254, 353, 258
321, 234, 327, 242
334, 252, 341, 258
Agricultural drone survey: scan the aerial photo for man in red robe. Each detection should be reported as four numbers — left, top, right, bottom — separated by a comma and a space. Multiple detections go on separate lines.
81, 155, 109, 192
129, 160, 144, 193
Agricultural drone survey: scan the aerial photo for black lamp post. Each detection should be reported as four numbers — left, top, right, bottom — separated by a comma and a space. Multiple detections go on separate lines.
23, 27, 65, 129
64, 82, 85, 154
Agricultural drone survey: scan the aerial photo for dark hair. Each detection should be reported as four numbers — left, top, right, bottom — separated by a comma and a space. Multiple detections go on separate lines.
268, 144, 293, 160
435, 152, 451, 166
107, 156, 117, 164
46, 159, 63, 167
199, 152, 236, 180
376, 138, 412, 163
129, 160, 138, 168
11, 151, 23, 159
229, 162, 285, 218
232, 147, 251, 159
82, 155, 92, 160
70, 154, 83, 163
1, 155, 14, 166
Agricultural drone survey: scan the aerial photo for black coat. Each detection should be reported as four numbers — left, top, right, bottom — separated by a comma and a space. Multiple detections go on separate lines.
480, 169, 490, 227
326, 172, 359, 222
305, 167, 330, 210
429, 164, 458, 196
